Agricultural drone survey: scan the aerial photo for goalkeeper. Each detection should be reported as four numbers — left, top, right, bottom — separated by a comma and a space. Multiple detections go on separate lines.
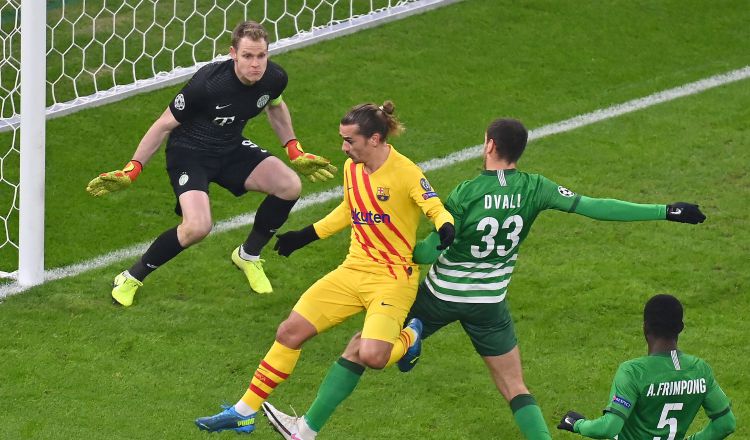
86, 21, 336, 306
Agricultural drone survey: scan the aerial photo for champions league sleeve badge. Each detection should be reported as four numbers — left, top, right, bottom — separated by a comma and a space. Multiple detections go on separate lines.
420, 178, 437, 200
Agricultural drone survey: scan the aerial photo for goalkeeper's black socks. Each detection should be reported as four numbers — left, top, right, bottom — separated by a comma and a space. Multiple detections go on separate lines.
243, 195, 298, 255
129, 226, 185, 281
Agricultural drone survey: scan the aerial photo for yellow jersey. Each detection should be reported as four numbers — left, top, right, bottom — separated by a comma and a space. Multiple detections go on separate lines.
314, 146, 453, 278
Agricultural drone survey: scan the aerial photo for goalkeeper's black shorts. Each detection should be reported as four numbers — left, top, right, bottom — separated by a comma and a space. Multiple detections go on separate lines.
165, 139, 272, 215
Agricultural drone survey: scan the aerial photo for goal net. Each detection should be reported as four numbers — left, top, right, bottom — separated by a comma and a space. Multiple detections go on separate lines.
0, 0, 457, 284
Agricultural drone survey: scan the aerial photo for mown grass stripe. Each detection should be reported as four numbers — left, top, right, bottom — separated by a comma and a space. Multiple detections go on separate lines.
1, 64, 748, 299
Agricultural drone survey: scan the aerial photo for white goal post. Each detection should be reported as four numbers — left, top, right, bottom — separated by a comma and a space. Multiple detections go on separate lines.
0, 0, 460, 286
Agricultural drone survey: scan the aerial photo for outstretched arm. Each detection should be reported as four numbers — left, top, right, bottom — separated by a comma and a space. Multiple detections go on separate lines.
558, 411, 624, 439
133, 107, 181, 164
86, 108, 179, 196
558, 362, 639, 439
274, 200, 350, 257
573, 196, 705, 224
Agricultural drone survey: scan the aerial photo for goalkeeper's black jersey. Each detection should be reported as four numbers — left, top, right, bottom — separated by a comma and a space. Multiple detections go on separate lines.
166, 59, 288, 154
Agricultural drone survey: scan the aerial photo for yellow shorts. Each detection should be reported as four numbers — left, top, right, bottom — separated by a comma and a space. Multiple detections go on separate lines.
292, 265, 419, 343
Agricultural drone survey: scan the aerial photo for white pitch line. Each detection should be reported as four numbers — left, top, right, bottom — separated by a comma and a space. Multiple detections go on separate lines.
2, 65, 749, 299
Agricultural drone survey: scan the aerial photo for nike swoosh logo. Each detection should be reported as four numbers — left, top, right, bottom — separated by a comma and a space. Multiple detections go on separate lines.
215, 104, 232, 109
409, 356, 420, 364
380, 301, 393, 307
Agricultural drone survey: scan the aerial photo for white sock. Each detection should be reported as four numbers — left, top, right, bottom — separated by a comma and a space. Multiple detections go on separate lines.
233, 400, 256, 416
299, 416, 318, 439
239, 245, 260, 261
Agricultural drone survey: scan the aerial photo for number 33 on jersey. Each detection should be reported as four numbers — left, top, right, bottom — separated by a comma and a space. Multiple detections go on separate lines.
424, 169, 579, 304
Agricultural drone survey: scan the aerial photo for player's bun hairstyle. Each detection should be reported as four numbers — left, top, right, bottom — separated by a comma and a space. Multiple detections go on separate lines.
232, 21, 269, 48
341, 101, 405, 141
486, 118, 528, 164
644, 294, 685, 339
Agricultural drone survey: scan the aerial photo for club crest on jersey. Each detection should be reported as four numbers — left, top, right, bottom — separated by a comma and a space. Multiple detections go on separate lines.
558, 186, 576, 197
376, 187, 390, 201
178, 172, 189, 186
257, 94, 270, 108
612, 395, 632, 409
174, 93, 185, 110
213, 116, 236, 126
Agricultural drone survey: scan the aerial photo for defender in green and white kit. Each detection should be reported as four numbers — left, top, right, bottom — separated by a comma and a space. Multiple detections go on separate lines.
407, 119, 707, 440
558, 294, 735, 439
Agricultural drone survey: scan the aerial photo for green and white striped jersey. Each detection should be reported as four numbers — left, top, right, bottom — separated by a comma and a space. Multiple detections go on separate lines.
424, 169, 580, 303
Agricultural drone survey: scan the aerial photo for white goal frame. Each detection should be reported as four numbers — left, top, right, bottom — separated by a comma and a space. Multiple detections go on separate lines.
2, 0, 461, 286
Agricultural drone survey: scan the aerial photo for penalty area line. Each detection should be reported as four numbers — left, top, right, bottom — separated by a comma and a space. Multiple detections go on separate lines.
1, 65, 749, 300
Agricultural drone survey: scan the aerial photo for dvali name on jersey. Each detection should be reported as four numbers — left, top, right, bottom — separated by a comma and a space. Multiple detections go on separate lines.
484, 194, 522, 210
646, 378, 707, 397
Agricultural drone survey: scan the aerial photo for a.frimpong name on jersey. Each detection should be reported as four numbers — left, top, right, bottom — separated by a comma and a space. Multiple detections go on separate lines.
646, 378, 707, 397
484, 194, 522, 210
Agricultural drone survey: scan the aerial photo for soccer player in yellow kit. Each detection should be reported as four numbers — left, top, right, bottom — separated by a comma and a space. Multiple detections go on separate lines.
195, 101, 455, 436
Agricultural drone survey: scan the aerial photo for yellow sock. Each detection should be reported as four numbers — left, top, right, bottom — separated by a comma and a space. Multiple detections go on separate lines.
240, 341, 301, 411
385, 326, 416, 367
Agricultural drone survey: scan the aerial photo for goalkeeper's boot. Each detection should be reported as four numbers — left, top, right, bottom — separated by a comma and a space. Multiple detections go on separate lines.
111, 270, 143, 307
232, 246, 273, 294
262, 402, 317, 440
397, 318, 423, 372
195, 405, 256, 434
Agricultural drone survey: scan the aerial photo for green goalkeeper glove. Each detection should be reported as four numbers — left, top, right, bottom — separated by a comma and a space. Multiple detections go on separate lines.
285, 139, 337, 183
86, 160, 143, 197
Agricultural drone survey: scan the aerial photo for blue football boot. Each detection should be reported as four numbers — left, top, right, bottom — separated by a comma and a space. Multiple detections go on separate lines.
397, 318, 423, 372
195, 404, 255, 434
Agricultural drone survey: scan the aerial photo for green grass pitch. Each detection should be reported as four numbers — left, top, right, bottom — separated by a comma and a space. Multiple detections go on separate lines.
0, 0, 748, 438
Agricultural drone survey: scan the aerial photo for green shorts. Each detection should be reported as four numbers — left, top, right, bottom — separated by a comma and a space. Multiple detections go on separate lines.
408, 283, 517, 356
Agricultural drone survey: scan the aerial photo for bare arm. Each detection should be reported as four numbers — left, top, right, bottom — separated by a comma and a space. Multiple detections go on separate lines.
132, 107, 181, 165
265, 100, 296, 145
